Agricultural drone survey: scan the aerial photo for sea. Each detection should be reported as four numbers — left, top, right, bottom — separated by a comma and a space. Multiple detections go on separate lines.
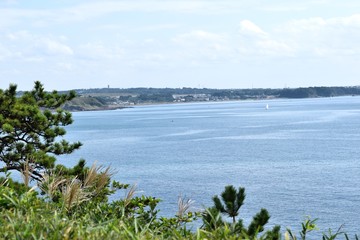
59, 96, 360, 235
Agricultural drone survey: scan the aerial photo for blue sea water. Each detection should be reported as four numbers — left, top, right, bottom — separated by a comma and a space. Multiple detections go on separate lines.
60, 96, 360, 235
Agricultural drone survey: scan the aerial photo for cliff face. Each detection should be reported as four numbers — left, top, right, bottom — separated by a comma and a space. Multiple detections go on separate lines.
62, 96, 125, 111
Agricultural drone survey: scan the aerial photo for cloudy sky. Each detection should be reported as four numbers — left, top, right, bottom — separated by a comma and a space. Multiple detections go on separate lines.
0, 0, 360, 90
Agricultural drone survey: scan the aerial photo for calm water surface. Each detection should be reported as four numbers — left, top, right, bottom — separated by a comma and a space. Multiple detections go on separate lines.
61, 96, 360, 234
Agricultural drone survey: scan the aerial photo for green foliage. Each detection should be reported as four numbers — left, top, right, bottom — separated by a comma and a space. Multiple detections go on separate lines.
0, 171, 197, 239
247, 208, 270, 237
201, 207, 225, 231
0, 174, 358, 239
212, 185, 245, 223
322, 225, 344, 240
345, 233, 359, 240
202, 185, 281, 239
266, 225, 282, 240
0, 81, 81, 181
55, 159, 87, 181
0, 173, 30, 195
286, 217, 318, 240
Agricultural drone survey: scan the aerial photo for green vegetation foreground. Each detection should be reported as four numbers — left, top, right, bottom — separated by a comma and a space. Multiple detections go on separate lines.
0, 82, 358, 239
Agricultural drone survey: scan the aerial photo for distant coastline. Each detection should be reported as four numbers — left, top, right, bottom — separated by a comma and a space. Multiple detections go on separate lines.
60, 86, 360, 112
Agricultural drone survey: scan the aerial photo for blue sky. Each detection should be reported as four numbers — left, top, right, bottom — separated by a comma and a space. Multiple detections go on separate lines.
0, 0, 360, 90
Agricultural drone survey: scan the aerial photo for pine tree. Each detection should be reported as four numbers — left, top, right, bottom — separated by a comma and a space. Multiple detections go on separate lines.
210, 185, 279, 238
247, 208, 270, 237
0, 81, 81, 181
212, 185, 245, 223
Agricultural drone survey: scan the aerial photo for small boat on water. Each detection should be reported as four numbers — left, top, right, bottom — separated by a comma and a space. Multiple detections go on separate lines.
265, 104, 269, 110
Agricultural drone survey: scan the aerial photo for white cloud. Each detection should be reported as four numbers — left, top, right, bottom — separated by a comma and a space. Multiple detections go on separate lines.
234, 15, 360, 58
279, 14, 360, 34
280, 17, 327, 34
277, 14, 360, 56
239, 20, 267, 37
2, 31, 74, 61
237, 20, 295, 57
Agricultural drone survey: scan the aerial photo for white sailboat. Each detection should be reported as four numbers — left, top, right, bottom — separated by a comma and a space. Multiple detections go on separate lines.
265, 104, 269, 110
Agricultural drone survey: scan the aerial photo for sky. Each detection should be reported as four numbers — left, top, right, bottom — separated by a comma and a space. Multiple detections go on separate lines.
0, 0, 360, 91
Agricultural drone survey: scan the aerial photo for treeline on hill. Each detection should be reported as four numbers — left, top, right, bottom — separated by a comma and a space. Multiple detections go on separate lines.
1, 82, 359, 239
278, 87, 360, 98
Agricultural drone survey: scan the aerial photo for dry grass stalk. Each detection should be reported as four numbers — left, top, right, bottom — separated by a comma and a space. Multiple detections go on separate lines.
38, 162, 114, 210
21, 159, 31, 187
83, 162, 99, 187
177, 195, 195, 218
38, 173, 66, 200
124, 184, 137, 208
62, 177, 91, 211
84, 162, 113, 195
95, 166, 112, 192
